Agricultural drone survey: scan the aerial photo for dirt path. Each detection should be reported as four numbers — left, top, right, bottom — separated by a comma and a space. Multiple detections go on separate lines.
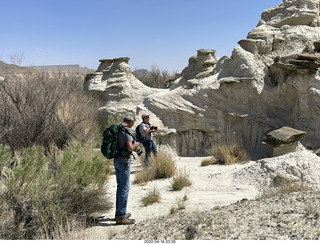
77, 156, 259, 239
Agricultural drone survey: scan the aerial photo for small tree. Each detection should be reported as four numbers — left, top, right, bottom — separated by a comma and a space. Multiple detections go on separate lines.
9, 51, 25, 66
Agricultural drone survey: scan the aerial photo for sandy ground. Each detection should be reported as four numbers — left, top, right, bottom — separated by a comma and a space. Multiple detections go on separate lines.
79, 156, 260, 239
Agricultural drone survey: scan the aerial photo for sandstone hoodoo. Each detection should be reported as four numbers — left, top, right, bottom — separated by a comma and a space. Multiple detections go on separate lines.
263, 126, 306, 157
84, 0, 320, 159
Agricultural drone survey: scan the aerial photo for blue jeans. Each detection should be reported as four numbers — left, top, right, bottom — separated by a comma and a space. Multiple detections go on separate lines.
143, 140, 157, 165
114, 157, 131, 218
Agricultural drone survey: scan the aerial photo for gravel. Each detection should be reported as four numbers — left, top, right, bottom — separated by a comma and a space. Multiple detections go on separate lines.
110, 190, 320, 240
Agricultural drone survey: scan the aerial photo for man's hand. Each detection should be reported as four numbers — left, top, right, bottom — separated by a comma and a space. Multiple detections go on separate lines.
127, 140, 140, 152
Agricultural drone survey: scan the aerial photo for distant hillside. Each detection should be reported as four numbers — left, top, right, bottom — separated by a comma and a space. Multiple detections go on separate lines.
0, 60, 26, 71
23, 64, 93, 74
132, 68, 149, 77
0, 60, 93, 74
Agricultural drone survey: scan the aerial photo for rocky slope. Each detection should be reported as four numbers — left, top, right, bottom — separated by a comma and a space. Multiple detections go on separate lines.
110, 190, 320, 240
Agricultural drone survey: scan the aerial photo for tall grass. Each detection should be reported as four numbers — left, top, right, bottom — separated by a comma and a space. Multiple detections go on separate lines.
170, 167, 192, 191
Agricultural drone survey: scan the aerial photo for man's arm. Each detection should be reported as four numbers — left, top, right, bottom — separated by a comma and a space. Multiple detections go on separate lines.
126, 140, 140, 152
142, 123, 155, 134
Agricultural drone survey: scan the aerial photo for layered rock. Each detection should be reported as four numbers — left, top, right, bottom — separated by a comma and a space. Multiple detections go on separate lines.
171, 49, 218, 88
258, 0, 320, 28
263, 126, 306, 156
84, 57, 159, 117
84, 0, 320, 159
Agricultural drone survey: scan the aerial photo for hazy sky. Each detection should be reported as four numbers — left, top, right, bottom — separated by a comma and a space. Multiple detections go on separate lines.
1, 0, 281, 72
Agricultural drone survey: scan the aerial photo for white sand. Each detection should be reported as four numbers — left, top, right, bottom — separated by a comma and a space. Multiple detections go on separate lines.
77, 150, 320, 239
99, 156, 258, 225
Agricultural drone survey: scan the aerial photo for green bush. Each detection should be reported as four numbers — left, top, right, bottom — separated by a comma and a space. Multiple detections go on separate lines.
0, 142, 112, 239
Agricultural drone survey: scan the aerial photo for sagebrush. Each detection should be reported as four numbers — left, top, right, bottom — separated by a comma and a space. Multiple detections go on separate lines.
0, 141, 112, 239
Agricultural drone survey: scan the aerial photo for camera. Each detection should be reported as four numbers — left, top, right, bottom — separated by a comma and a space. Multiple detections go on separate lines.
136, 147, 143, 156
150, 126, 158, 131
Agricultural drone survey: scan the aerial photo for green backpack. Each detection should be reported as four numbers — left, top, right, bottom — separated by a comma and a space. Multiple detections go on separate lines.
101, 124, 132, 159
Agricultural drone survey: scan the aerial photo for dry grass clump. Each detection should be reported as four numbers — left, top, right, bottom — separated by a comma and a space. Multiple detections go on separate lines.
141, 187, 161, 206
201, 157, 217, 167
204, 143, 249, 166
170, 167, 192, 191
0, 201, 18, 239
134, 152, 176, 185
258, 180, 310, 200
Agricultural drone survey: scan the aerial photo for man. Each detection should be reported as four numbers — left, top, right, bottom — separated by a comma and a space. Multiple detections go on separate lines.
140, 113, 158, 165
114, 114, 140, 225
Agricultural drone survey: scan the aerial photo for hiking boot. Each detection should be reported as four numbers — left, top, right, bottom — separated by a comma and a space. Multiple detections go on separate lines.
115, 213, 131, 221
116, 216, 135, 225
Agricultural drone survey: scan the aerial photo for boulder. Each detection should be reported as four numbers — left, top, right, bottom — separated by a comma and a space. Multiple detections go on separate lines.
263, 127, 306, 157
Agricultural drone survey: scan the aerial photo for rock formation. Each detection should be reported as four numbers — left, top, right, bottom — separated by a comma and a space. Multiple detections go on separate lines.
171, 49, 218, 88
263, 126, 306, 157
84, 0, 320, 159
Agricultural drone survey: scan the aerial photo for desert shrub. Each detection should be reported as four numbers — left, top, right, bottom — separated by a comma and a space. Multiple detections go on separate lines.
211, 143, 249, 165
0, 142, 112, 239
170, 167, 192, 191
134, 152, 176, 184
0, 70, 100, 151
141, 187, 161, 206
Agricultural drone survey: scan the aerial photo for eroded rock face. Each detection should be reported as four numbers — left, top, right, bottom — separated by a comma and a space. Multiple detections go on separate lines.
258, 0, 320, 28
171, 49, 218, 88
85, 0, 320, 159
84, 57, 158, 116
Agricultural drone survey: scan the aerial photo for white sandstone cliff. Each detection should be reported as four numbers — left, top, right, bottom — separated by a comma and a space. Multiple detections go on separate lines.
84, 0, 320, 159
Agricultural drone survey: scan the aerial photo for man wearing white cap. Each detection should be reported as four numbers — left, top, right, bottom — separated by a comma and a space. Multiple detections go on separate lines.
140, 113, 158, 165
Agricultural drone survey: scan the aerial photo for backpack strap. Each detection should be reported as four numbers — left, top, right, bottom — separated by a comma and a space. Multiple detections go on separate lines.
118, 124, 136, 159
119, 124, 138, 142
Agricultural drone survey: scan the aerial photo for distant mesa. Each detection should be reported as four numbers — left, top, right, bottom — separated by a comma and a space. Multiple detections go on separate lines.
24, 64, 92, 74
0, 60, 92, 74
